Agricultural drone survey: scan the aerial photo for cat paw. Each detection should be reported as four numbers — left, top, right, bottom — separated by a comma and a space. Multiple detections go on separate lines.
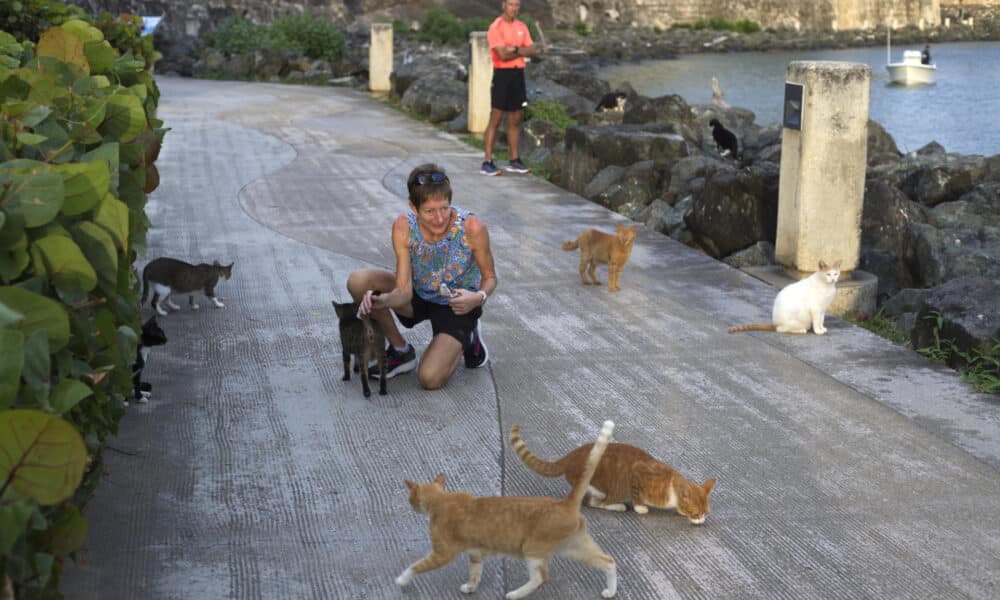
155, 308, 168, 316
140, 390, 152, 399
136, 395, 149, 404
395, 569, 413, 586
191, 304, 200, 310
633, 505, 649, 514
814, 327, 827, 335
602, 503, 627, 512
460, 583, 478, 594
602, 588, 616, 598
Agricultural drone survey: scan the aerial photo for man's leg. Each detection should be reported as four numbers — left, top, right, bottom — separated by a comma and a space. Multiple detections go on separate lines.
507, 109, 523, 161
483, 108, 505, 162
416, 333, 463, 390
346, 268, 410, 348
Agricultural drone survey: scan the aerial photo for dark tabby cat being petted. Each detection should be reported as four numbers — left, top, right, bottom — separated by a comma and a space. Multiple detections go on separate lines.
397, 421, 618, 599
141, 258, 234, 316
129, 316, 167, 406
510, 426, 716, 525
333, 299, 387, 397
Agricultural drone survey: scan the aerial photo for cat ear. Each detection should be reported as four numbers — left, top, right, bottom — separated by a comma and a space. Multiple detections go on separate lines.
434, 472, 446, 487
404, 480, 417, 491
818, 260, 829, 271
832, 259, 842, 269
702, 478, 717, 495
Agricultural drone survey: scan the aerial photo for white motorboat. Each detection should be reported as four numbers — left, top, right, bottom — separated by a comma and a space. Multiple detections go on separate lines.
885, 30, 936, 85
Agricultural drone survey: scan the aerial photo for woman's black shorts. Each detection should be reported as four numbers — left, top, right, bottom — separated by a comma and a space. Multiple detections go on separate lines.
491, 68, 527, 112
397, 294, 482, 349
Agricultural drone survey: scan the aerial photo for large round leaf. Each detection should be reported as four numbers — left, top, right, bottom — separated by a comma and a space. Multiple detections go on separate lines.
98, 92, 146, 143
0, 329, 24, 410
37, 28, 89, 75
0, 287, 69, 351
0, 166, 64, 227
0, 409, 87, 505
92, 193, 128, 250
54, 160, 109, 215
83, 40, 114, 75
70, 221, 117, 289
49, 379, 93, 415
0, 233, 30, 284
30, 235, 97, 292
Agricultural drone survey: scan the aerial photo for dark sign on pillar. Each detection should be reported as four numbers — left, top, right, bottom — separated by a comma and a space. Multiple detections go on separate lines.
783, 82, 803, 130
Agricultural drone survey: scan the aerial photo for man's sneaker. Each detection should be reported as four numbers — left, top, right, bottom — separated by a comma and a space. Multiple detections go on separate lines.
506, 158, 531, 174
481, 160, 502, 176
464, 322, 489, 369
369, 344, 417, 379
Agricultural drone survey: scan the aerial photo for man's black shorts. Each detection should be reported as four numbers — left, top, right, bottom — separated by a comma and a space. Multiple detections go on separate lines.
397, 294, 482, 349
491, 68, 527, 112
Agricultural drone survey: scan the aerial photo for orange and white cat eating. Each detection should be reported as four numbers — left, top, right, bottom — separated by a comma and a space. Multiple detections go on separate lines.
510, 425, 716, 525
397, 421, 618, 598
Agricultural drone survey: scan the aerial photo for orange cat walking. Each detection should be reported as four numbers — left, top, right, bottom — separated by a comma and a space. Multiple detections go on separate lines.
396, 421, 618, 599
562, 224, 638, 292
511, 426, 716, 524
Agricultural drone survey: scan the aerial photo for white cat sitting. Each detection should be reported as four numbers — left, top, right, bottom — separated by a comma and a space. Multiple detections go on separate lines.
729, 259, 841, 335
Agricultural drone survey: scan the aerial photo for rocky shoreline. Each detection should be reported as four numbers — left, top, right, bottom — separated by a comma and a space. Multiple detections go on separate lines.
160, 22, 1000, 363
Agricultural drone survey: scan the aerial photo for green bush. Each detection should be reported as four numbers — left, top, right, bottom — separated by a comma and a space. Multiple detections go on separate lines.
1, 5, 164, 597
204, 16, 266, 55
418, 8, 490, 45
574, 20, 590, 36
691, 17, 761, 33
0, 0, 84, 42
267, 15, 345, 61
524, 99, 578, 135
392, 19, 410, 37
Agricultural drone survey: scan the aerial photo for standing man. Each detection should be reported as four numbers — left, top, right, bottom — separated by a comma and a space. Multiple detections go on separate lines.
481, 0, 536, 176
921, 44, 932, 65
348, 164, 496, 390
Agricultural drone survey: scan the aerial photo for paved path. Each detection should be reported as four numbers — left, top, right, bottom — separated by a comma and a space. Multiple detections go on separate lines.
63, 78, 1000, 600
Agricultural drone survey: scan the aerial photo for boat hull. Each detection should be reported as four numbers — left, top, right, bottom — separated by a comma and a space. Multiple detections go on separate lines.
886, 64, 936, 85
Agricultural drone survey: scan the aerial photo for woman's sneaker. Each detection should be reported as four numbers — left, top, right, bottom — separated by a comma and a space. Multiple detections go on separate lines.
369, 344, 417, 379
463, 322, 489, 368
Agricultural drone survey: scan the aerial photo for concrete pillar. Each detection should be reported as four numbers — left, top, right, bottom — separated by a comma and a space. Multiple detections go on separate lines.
369, 23, 392, 93
468, 32, 492, 134
769, 61, 877, 316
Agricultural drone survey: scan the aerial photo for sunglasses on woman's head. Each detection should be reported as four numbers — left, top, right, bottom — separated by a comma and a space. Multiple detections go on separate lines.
415, 171, 449, 185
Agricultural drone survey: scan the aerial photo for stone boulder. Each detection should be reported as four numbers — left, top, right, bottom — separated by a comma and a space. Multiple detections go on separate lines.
906, 182, 1000, 288
526, 77, 595, 122
860, 180, 927, 300
391, 54, 465, 99
562, 124, 689, 195
685, 162, 780, 258
869, 153, 989, 208
662, 155, 731, 205
529, 53, 610, 102
623, 94, 701, 145
723, 241, 776, 268
912, 276, 1000, 367
585, 160, 663, 217
867, 119, 901, 164
400, 76, 467, 123
881, 287, 931, 333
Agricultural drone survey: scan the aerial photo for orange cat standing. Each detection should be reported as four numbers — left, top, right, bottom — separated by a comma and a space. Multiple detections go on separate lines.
562, 224, 638, 292
397, 421, 618, 599
510, 426, 716, 524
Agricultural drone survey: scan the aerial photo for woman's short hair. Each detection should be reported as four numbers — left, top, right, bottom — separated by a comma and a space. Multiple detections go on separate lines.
407, 163, 452, 209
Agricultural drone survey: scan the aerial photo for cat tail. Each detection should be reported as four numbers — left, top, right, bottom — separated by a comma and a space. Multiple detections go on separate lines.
561, 239, 579, 251
566, 421, 615, 508
728, 323, 777, 333
509, 426, 567, 477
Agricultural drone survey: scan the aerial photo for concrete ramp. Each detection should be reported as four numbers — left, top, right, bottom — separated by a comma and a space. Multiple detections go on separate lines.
63, 78, 1000, 600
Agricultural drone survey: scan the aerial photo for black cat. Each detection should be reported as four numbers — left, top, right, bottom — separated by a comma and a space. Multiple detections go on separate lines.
130, 316, 167, 406
332, 299, 387, 398
710, 118, 742, 160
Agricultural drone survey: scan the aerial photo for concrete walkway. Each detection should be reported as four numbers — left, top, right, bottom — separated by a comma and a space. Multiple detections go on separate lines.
63, 78, 1000, 600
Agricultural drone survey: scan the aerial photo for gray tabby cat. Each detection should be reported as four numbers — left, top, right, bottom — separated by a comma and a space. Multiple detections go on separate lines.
141, 258, 234, 316
333, 299, 387, 398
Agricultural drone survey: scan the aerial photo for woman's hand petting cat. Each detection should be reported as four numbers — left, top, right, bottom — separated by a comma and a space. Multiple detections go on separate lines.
448, 289, 483, 315
358, 289, 386, 317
